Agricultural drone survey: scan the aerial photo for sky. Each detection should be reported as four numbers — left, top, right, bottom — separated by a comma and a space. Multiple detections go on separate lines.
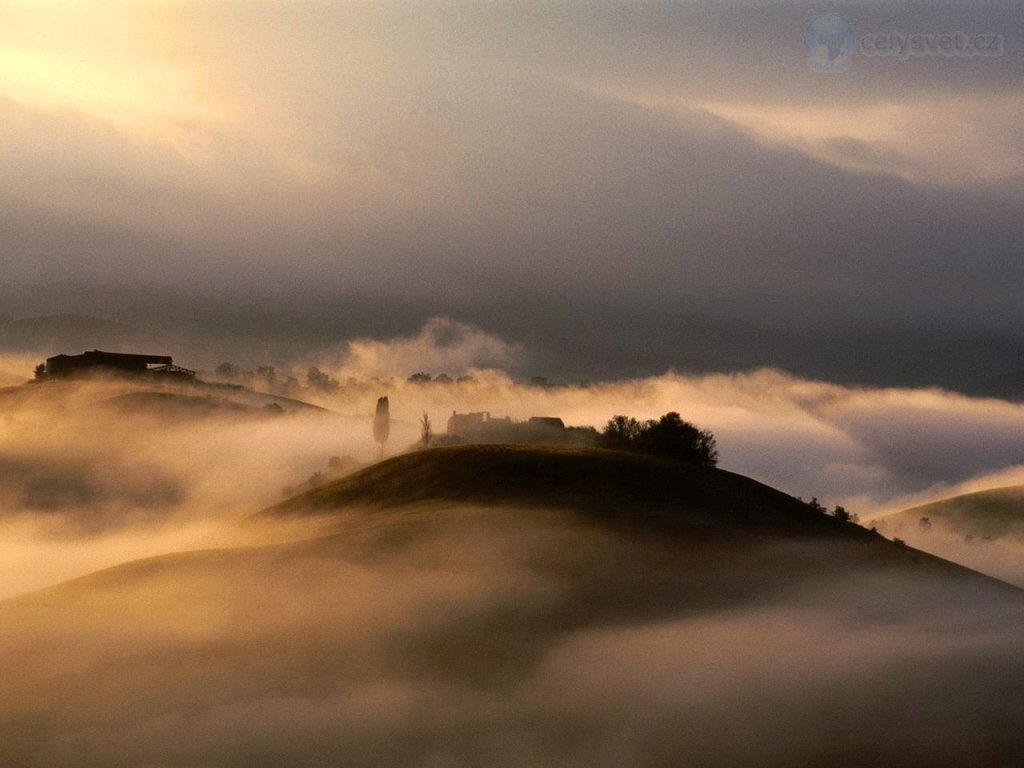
1, 0, 1022, 379
3, 8, 1024, 761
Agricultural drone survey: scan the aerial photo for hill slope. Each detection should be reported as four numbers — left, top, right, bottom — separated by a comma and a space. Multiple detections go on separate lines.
272, 444, 854, 531
871, 485, 1024, 588
267, 444, 1013, 590
890, 485, 1024, 540
0, 445, 1020, 767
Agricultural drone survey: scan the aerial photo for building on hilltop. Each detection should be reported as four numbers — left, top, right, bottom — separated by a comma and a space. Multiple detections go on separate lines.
43, 350, 196, 380
526, 416, 565, 430
446, 411, 513, 440
446, 411, 573, 445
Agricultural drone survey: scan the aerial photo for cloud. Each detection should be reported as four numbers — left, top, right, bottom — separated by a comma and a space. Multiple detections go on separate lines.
334, 317, 524, 380
0, 452, 182, 521
0, 1, 1021, 338
301, 348, 1024, 515
0, 503, 1020, 767
6, 320, 1024, 595
0, 378, 371, 593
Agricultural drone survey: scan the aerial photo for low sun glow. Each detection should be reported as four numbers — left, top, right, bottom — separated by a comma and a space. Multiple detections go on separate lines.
0, 2, 206, 126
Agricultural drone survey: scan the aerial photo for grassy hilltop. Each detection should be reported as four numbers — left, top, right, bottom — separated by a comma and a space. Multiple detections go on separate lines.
268, 443, 1013, 591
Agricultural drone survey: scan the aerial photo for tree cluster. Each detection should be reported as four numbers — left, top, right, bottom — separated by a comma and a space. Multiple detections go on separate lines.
805, 497, 859, 523
600, 412, 718, 467
407, 372, 471, 384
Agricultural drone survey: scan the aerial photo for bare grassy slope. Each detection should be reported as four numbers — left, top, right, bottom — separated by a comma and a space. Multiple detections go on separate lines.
893, 485, 1024, 540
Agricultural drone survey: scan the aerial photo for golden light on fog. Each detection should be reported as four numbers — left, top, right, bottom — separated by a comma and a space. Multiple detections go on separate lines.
693, 97, 1024, 184
604, 88, 1024, 185
0, 0, 1022, 760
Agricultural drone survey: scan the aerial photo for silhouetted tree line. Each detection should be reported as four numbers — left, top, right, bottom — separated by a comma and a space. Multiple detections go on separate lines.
804, 496, 859, 523
407, 372, 472, 384
600, 412, 718, 467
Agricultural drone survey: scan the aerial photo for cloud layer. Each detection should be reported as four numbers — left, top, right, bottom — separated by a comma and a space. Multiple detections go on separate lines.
0, 503, 1020, 767
1, 1, 1022, 342
4, 318, 1024, 594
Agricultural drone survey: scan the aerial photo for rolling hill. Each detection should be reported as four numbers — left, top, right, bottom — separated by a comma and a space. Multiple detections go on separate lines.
0, 445, 1020, 767
887, 485, 1024, 541
870, 485, 1024, 588
0, 376, 329, 418
100, 386, 329, 417
266, 444, 1014, 591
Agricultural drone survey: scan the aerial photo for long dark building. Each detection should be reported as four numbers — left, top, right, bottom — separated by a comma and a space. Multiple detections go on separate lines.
44, 350, 194, 379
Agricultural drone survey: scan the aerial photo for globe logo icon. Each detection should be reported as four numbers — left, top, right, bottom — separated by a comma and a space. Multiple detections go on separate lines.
804, 14, 854, 72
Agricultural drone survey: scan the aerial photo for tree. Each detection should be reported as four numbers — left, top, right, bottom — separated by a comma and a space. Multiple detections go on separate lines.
599, 412, 718, 467
307, 366, 339, 391
33, 363, 47, 380
215, 362, 239, 380
601, 415, 643, 451
408, 372, 431, 383
373, 396, 390, 456
637, 412, 718, 466
254, 366, 277, 390
420, 411, 432, 448
831, 505, 857, 523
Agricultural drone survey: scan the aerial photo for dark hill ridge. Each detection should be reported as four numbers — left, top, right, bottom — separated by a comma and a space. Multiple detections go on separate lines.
269, 444, 836, 529
269, 444, 861, 537
267, 445, 1019, 592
